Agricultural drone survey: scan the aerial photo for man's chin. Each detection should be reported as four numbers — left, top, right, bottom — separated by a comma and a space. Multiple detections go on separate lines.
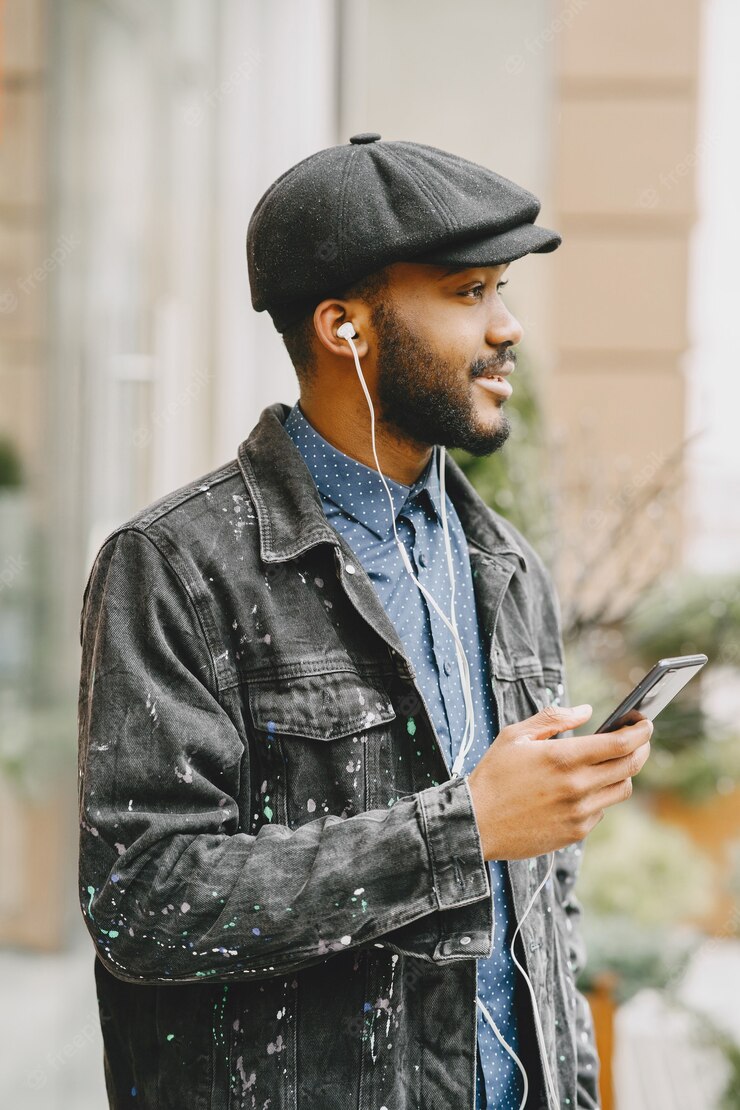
440, 414, 512, 457
375, 386, 511, 457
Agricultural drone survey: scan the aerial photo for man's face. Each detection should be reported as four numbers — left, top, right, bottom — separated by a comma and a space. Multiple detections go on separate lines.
369, 261, 523, 457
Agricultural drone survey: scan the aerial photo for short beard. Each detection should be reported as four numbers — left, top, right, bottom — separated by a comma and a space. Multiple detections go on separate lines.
370, 297, 513, 457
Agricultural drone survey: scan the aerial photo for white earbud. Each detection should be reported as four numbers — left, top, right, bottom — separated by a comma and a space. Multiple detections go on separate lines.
337, 321, 357, 340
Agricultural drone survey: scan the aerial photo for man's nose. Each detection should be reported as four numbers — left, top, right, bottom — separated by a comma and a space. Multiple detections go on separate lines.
485, 303, 524, 349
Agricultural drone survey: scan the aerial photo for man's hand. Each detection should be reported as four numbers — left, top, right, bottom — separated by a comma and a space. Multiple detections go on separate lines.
467, 704, 653, 861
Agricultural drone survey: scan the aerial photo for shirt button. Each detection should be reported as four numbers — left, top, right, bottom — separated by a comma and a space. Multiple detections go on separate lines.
345, 564, 356, 574
418, 552, 427, 567
443, 659, 452, 676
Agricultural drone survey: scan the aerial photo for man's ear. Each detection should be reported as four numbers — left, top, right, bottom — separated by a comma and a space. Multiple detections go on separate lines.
313, 300, 370, 359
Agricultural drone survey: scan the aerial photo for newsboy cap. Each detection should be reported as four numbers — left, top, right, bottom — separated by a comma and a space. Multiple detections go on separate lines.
247, 133, 562, 332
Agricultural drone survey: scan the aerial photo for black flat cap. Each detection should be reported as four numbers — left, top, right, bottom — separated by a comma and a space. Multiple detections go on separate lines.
247, 134, 562, 332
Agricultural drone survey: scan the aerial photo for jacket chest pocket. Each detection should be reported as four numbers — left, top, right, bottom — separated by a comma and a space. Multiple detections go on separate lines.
245, 670, 397, 829
492, 648, 565, 726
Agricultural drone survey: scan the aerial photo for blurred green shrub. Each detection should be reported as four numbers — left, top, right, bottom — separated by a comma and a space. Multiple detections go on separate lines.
0, 435, 23, 487
577, 801, 716, 927
575, 802, 713, 1003
626, 570, 740, 670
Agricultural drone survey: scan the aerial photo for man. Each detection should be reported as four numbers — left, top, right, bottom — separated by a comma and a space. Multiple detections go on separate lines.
78, 135, 652, 1109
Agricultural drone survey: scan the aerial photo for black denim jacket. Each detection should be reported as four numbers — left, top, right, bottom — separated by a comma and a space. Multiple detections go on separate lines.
78, 402, 600, 1110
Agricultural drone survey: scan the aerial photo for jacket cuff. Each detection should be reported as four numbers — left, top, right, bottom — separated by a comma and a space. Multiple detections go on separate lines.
418, 775, 490, 911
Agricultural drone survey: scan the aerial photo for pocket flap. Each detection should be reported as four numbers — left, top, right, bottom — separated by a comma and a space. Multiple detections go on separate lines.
247, 670, 396, 741
492, 648, 545, 681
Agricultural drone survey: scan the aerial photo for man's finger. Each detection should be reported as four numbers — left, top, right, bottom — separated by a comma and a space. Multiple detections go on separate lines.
556, 718, 654, 766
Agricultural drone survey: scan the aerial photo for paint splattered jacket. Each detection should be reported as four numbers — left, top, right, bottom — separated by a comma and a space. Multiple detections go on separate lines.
77, 401, 600, 1110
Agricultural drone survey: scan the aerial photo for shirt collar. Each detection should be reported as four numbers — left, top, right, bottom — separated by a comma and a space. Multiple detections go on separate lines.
284, 400, 444, 542
238, 402, 529, 571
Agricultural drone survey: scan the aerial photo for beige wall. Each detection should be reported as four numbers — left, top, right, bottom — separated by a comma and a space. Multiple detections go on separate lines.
550, 0, 703, 608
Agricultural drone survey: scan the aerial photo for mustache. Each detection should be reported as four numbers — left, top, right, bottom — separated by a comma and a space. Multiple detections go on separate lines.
470, 349, 517, 377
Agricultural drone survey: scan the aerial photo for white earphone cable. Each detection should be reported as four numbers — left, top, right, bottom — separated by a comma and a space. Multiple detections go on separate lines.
438, 446, 477, 776
343, 333, 476, 769
339, 326, 560, 1109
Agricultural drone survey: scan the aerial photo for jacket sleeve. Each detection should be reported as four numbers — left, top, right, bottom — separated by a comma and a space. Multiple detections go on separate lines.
533, 556, 602, 1109
77, 528, 491, 986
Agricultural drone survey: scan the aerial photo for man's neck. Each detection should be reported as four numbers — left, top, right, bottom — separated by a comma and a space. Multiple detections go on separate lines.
297, 395, 433, 486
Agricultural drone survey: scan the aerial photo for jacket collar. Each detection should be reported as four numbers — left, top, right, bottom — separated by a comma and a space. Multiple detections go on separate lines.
237, 402, 528, 573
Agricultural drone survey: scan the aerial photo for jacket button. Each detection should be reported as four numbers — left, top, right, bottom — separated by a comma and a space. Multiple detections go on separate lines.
460, 935, 471, 945
345, 563, 356, 574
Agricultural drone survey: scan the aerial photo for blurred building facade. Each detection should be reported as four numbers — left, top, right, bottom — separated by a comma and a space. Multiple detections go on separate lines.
0, 0, 729, 950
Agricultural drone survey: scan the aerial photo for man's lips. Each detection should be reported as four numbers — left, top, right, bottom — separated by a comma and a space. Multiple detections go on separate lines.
474, 376, 513, 398
473, 362, 514, 398
477, 360, 515, 379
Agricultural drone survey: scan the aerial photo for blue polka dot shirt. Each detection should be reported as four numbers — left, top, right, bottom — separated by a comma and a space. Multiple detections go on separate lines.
285, 401, 523, 1110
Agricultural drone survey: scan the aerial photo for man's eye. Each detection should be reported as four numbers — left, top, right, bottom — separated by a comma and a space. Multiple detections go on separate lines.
460, 280, 508, 299
461, 284, 485, 299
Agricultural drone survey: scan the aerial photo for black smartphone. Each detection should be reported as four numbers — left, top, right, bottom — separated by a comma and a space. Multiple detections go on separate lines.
594, 654, 709, 733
